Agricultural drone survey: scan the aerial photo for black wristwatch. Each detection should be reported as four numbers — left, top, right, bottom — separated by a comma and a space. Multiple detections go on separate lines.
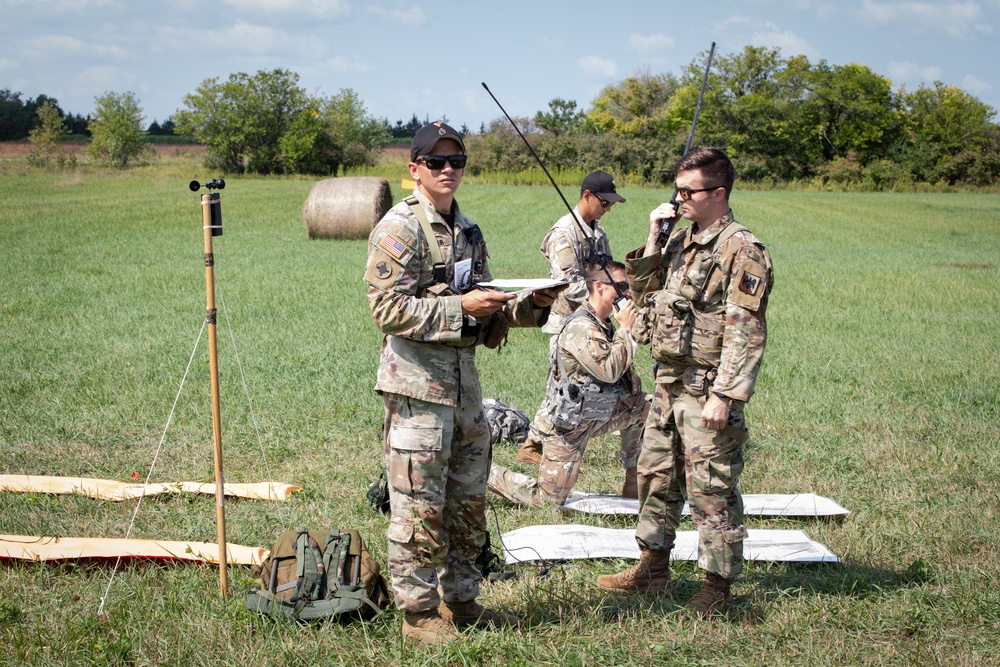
712, 391, 731, 403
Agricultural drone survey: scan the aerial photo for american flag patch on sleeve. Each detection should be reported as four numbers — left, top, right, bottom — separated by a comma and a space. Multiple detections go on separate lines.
378, 234, 407, 260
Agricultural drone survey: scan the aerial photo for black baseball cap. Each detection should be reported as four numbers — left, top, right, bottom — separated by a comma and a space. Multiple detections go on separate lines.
581, 170, 626, 203
410, 121, 466, 161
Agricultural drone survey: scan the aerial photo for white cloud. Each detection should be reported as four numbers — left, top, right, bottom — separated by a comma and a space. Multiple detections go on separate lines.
205, 21, 284, 53
716, 16, 819, 59
0, 0, 118, 10
855, 1, 993, 40
626, 33, 675, 53
76, 65, 134, 91
366, 4, 425, 24
887, 60, 944, 86
321, 55, 374, 73
962, 73, 993, 96
218, 0, 351, 18
579, 56, 617, 78
22, 34, 128, 60
0, 57, 13, 71
748, 25, 819, 58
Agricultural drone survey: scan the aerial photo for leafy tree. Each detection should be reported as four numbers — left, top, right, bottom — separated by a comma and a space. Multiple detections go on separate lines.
87, 90, 149, 168
322, 88, 390, 172
26, 101, 66, 168
895, 82, 999, 185
586, 71, 681, 138
803, 62, 899, 164
175, 69, 311, 173
0, 90, 65, 140
535, 98, 584, 136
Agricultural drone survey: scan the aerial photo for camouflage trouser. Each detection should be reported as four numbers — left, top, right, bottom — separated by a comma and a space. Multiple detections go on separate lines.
634, 379, 749, 580
382, 393, 491, 613
526, 333, 640, 469
489, 389, 649, 507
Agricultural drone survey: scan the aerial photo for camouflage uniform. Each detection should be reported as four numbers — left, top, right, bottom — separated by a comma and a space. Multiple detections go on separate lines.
626, 212, 772, 580
489, 302, 649, 506
524, 209, 635, 471
365, 188, 545, 613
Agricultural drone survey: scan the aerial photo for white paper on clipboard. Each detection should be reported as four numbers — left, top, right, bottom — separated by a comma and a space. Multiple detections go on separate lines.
477, 278, 568, 295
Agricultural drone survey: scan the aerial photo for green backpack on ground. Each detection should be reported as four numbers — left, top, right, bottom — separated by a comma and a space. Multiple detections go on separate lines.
245, 528, 391, 622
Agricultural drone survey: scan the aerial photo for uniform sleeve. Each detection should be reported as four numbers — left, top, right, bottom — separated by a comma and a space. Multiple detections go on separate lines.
560, 318, 635, 384
713, 241, 773, 401
545, 229, 588, 311
364, 214, 464, 342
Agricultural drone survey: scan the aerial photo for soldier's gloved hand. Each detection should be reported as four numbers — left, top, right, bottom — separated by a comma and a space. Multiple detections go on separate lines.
613, 300, 638, 331
462, 288, 515, 317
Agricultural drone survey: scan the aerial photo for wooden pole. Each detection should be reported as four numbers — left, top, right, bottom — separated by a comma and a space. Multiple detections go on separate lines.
201, 191, 228, 597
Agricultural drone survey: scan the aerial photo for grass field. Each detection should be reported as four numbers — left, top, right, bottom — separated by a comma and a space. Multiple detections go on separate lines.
1, 163, 999, 666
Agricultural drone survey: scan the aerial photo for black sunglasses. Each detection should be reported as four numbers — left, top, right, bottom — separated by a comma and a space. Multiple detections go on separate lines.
600, 280, 630, 292
591, 192, 613, 208
416, 154, 468, 170
674, 184, 721, 200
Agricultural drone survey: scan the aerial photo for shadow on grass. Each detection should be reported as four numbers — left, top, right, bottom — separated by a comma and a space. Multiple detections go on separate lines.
510, 555, 934, 628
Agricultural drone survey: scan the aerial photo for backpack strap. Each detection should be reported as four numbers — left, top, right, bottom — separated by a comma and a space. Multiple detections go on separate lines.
322, 530, 349, 597
291, 531, 325, 602
405, 196, 446, 284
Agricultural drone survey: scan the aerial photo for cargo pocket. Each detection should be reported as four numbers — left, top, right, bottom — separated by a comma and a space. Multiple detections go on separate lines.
646, 291, 693, 361
387, 516, 414, 545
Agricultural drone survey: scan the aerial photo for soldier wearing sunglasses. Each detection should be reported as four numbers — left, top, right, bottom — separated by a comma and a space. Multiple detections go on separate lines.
598, 147, 774, 619
488, 260, 650, 508
516, 171, 640, 499
364, 122, 562, 643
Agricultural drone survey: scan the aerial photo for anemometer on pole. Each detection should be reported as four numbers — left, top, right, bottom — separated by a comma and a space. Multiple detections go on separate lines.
190, 177, 229, 596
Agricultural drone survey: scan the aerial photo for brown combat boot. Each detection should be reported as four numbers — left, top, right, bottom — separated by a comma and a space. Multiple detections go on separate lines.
621, 467, 638, 499
515, 437, 543, 465
440, 599, 521, 629
685, 571, 734, 618
402, 608, 459, 643
596, 548, 672, 594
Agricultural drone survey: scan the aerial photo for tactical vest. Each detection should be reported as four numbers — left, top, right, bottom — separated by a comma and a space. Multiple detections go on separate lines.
405, 197, 511, 348
547, 308, 626, 431
634, 221, 765, 367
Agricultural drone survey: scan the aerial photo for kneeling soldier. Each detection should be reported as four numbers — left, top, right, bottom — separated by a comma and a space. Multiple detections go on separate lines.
488, 260, 649, 507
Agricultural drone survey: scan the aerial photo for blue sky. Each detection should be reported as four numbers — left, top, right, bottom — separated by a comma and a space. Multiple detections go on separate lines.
2, 0, 997, 131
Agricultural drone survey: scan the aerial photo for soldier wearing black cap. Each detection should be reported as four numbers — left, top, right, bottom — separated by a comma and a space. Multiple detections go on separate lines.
516, 170, 640, 499
364, 121, 561, 643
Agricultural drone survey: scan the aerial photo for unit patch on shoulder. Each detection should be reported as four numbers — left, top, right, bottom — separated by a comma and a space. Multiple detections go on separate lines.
728, 260, 767, 311
365, 255, 398, 289
378, 234, 407, 260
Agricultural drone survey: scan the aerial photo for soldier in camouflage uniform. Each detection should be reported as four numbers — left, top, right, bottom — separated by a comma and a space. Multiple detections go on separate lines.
596, 148, 773, 619
518, 172, 640, 498
365, 122, 561, 643
489, 261, 649, 507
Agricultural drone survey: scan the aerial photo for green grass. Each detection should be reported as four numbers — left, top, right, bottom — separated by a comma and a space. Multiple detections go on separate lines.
1, 169, 999, 665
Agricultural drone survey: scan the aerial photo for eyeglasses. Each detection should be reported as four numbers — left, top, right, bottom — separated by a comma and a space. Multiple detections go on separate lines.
415, 154, 467, 170
674, 184, 721, 200
600, 280, 630, 292
591, 192, 613, 209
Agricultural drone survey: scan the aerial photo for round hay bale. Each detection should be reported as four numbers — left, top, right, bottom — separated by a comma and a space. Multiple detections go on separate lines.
302, 176, 393, 239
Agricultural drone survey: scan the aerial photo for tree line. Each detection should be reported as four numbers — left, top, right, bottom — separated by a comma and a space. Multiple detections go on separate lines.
5, 44, 998, 186
477, 46, 999, 188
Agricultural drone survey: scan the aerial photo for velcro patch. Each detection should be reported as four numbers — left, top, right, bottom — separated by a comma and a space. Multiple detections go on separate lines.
378, 234, 408, 260
728, 260, 767, 311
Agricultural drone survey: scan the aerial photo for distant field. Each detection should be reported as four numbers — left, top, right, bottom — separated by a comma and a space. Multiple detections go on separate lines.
0, 172, 998, 665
